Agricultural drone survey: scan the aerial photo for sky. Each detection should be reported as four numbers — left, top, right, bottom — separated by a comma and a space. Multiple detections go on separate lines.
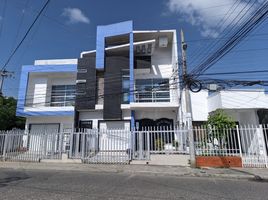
0, 0, 268, 98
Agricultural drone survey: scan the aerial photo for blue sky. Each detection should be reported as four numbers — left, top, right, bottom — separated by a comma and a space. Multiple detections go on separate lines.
0, 0, 268, 97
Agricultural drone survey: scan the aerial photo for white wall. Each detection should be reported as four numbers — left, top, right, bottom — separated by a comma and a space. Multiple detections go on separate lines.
191, 91, 209, 121
208, 90, 268, 111
79, 110, 131, 129
179, 90, 209, 123
207, 92, 222, 112
26, 75, 47, 107
34, 59, 77, 65
79, 111, 103, 129
225, 109, 259, 125
190, 89, 268, 124
99, 121, 130, 130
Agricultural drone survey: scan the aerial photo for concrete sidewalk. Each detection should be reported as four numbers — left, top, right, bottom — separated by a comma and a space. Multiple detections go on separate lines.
0, 162, 267, 180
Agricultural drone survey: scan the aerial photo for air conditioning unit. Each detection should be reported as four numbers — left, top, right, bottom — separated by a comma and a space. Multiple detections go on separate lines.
159, 36, 168, 48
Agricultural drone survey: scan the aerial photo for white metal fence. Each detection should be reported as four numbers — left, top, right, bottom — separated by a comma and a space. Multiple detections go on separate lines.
69, 129, 131, 164
238, 125, 268, 168
0, 130, 62, 162
0, 125, 267, 167
194, 126, 240, 157
194, 125, 268, 168
132, 126, 189, 160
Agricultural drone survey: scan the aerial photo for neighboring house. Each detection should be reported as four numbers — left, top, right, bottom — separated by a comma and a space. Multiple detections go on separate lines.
189, 90, 268, 126
16, 21, 179, 132
16, 59, 77, 133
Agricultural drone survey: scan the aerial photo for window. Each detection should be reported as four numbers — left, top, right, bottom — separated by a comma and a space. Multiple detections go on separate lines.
79, 120, 92, 129
122, 70, 130, 104
50, 85, 76, 107
135, 79, 170, 102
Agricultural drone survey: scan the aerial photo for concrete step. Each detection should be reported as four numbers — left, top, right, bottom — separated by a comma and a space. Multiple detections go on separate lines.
131, 154, 190, 166
84, 152, 130, 164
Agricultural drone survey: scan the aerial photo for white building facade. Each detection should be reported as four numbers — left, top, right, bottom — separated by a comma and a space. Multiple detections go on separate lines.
16, 21, 268, 132
185, 90, 268, 126
16, 59, 77, 133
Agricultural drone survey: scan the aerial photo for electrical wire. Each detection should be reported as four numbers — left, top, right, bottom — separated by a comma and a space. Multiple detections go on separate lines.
1, 0, 51, 71
190, 1, 268, 78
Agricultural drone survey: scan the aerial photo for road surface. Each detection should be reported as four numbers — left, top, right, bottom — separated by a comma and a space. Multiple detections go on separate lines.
0, 168, 267, 200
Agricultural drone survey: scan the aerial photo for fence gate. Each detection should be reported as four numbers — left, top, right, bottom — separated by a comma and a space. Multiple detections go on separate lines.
0, 130, 62, 162
132, 127, 189, 160
239, 125, 268, 168
69, 129, 131, 164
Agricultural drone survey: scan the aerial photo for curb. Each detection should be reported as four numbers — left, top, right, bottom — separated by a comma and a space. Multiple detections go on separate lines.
0, 162, 266, 180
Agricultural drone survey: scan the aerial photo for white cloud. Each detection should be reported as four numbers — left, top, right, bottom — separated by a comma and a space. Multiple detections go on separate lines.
62, 8, 90, 24
166, 0, 264, 38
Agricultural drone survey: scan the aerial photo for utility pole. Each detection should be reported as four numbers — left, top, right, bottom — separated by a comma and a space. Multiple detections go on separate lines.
0, 69, 13, 96
180, 29, 196, 167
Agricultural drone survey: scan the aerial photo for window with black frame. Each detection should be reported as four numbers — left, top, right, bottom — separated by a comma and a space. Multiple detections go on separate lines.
122, 70, 130, 104
50, 85, 76, 107
135, 79, 170, 102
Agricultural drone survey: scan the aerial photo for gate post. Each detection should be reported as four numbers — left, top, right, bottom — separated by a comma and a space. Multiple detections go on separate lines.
146, 131, 150, 160
236, 125, 243, 160
259, 125, 268, 168
81, 132, 86, 159
129, 129, 133, 161
2, 134, 9, 161
139, 131, 143, 160
69, 131, 74, 158
59, 132, 63, 159
43, 133, 48, 158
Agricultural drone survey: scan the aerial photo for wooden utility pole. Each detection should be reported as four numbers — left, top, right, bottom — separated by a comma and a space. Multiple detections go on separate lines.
180, 29, 196, 167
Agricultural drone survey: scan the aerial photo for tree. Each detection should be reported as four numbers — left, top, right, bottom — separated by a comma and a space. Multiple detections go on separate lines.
0, 96, 25, 130
206, 109, 236, 153
207, 109, 236, 129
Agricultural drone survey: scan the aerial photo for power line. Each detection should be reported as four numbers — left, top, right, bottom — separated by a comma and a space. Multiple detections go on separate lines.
190, 0, 268, 78
1, 0, 51, 71
187, 0, 242, 65
197, 69, 268, 76
189, 0, 256, 68
11, 0, 30, 52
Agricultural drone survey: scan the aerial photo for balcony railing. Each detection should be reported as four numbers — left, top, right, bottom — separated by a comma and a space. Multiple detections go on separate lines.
134, 90, 170, 103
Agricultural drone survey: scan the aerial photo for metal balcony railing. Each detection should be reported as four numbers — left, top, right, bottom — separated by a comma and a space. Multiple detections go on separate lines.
134, 90, 170, 103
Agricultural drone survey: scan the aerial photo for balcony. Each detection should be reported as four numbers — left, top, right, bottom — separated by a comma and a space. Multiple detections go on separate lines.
134, 90, 170, 103
134, 78, 171, 103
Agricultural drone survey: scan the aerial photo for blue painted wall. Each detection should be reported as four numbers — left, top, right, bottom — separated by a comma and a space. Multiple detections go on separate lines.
96, 20, 135, 127
96, 20, 133, 69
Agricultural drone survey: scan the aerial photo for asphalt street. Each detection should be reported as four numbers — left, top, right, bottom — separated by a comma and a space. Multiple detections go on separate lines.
0, 168, 267, 200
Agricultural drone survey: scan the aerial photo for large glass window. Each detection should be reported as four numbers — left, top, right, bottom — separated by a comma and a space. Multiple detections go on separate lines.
122, 70, 130, 104
135, 79, 170, 102
50, 85, 76, 107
